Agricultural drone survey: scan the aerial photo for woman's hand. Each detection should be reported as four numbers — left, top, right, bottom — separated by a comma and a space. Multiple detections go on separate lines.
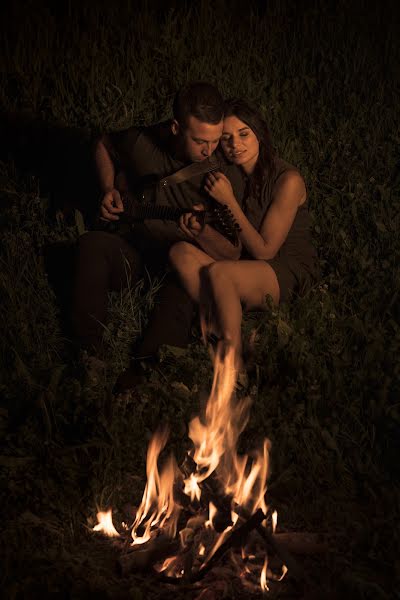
204, 171, 235, 206
100, 188, 124, 221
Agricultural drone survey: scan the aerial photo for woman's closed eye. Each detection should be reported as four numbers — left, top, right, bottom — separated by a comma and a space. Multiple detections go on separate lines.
221, 133, 249, 142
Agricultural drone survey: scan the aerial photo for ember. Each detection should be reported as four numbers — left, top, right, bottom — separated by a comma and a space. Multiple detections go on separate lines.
92, 345, 316, 595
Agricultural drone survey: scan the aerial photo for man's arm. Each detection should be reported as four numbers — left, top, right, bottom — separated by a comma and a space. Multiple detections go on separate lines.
94, 135, 124, 221
95, 136, 115, 193
95, 126, 142, 221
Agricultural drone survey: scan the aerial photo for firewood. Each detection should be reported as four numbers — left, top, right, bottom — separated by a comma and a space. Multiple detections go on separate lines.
186, 513, 207, 530
256, 524, 305, 584
117, 534, 179, 575
199, 476, 233, 532
189, 508, 266, 583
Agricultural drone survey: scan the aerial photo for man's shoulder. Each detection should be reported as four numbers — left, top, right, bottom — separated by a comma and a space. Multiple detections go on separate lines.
140, 120, 173, 149
108, 120, 175, 171
109, 120, 172, 151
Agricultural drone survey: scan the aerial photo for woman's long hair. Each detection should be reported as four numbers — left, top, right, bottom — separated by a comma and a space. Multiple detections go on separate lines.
223, 98, 276, 209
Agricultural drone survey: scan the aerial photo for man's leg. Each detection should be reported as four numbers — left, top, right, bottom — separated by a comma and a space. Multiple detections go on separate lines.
72, 230, 142, 355
113, 271, 196, 393
135, 271, 195, 358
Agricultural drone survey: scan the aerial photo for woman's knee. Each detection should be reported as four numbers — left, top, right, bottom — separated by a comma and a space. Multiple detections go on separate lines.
169, 241, 196, 268
203, 261, 232, 285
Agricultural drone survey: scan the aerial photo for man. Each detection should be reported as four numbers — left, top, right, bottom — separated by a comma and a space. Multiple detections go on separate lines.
72, 82, 245, 391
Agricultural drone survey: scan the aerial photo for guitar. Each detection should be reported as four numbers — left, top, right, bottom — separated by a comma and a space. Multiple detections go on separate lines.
116, 199, 242, 247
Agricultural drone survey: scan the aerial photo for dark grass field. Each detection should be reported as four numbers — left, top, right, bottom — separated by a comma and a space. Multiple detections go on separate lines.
1, 0, 400, 598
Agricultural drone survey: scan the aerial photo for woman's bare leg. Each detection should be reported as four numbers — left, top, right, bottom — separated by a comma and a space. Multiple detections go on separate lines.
169, 245, 280, 368
204, 260, 280, 368
169, 241, 221, 343
169, 241, 215, 302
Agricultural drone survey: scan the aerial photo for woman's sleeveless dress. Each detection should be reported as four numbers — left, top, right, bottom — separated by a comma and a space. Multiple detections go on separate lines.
243, 157, 319, 303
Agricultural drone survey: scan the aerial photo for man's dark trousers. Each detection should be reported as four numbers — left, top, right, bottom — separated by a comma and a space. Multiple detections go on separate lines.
72, 230, 194, 358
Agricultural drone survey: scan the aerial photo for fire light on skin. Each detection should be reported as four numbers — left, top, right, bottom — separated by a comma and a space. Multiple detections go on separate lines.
93, 509, 120, 538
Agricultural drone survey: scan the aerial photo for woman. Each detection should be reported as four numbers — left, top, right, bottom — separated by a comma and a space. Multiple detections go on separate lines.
168, 98, 318, 370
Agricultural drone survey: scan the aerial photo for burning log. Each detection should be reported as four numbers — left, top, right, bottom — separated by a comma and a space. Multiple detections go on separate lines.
117, 534, 179, 575
193, 509, 267, 582
186, 514, 207, 530
199, 476, 233, 532
154, 508, 266, 584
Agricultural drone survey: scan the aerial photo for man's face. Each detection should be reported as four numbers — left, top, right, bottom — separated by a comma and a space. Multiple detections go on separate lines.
172, 115, 223, 162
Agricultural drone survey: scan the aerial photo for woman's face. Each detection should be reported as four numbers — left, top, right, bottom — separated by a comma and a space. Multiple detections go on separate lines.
220, 115, 260, 174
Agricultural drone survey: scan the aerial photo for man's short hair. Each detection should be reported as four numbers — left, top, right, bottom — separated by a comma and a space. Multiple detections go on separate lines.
173, 82, 224, 128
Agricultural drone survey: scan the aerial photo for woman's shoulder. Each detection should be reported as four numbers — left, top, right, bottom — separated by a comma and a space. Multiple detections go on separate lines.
263, 157, 306, 207
272, 156, 301, 179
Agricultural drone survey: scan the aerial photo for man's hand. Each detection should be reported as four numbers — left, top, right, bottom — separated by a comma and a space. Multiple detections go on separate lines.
178, 203, 206, 239
100, 188, 124, 221
204, 171, 235, 206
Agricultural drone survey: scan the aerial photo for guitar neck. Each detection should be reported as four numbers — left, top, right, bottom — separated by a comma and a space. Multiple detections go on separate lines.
117, 199, 240, 247
120, 203, 191, 223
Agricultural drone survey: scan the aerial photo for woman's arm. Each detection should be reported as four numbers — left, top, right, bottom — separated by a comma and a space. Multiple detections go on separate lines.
205, 170, 306, 260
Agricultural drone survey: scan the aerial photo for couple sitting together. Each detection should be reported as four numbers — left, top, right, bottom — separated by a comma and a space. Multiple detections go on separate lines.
72, 81, 318, 391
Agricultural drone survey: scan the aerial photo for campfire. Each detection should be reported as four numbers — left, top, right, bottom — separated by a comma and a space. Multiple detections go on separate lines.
92, 345, 322, 596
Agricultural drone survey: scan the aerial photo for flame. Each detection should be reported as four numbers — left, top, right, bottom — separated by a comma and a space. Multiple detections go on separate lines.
92, 341, 279, 592
272, 510, 278, 534
205, 501, 218, 529
131, 427, 181, 545
188, 347, 251, 482
188, 345, 271, 517
278, 565, 288, 581
156, 555, 184, 577
260, 557, 269, 592
184, 472, 202, 502
93, 509, 120, 537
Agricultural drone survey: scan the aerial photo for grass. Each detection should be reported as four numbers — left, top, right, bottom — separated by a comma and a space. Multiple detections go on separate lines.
1, 0, 400, 597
